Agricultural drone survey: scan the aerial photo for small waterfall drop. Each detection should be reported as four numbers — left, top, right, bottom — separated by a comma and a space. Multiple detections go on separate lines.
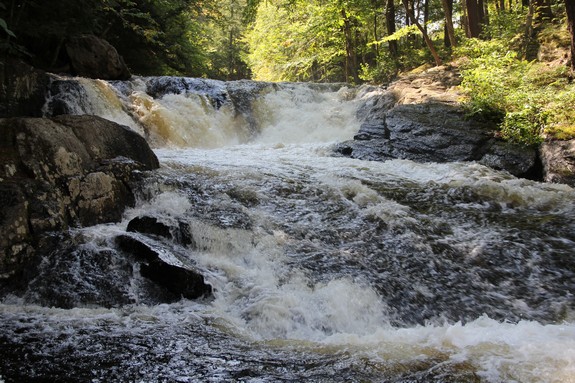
43, 76, 360, 148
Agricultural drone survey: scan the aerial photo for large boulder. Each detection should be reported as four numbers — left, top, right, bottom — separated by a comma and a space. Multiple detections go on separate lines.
0, 115, 159, 280
65, 35, 131, 80
0, 59, 51, 118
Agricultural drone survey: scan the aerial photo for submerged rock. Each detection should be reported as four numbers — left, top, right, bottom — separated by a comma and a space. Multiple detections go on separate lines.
127, 215, 195, 247
0, 115, 159, 282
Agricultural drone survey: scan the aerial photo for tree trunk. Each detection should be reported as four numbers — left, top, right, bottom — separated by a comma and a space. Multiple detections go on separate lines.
424, 0, 430, 35
566, 0, 575, 75
386, 0, 398, 57
402, 0, 442, 66
478, 0, 486, 26
466, 0, 482, 37
341, 8, 359, 83
441, 0, 457, 48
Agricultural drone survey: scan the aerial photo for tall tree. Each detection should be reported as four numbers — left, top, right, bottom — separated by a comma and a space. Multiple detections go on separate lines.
341, 8, 360, 82
402, 0, 442, 65
441, 0, 457, 47
466, 0, 483, 37
386, 0, 399, 57
567, 0, 575, 75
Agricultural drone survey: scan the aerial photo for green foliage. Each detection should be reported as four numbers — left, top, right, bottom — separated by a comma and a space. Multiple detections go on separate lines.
458, 39, 546, 145
358, 60, 397, 84
457, 8, 575, 145
245, 0, 348, 82
376, 24, 420, 43
500, 106, 547, 145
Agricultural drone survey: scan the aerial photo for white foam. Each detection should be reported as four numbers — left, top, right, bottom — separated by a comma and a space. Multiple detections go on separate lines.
252, 86, 360, 145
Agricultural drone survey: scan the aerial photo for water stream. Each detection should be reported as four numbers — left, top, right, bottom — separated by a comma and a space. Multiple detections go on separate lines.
1, 76, 574, 382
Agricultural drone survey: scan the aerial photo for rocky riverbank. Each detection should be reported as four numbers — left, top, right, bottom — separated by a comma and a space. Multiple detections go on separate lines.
335, 65, 575, 184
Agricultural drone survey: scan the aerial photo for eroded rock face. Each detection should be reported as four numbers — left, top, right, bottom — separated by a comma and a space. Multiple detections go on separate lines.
0, 115, 159, 280
335, 66, 541, 180
65, 34, 131, 80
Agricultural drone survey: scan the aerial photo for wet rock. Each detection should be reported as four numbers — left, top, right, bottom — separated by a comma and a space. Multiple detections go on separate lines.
144, 77, 228, 108
116, 234, 212, 300
0, 115, 159, 280
337, 102, 494, 162
21, 233, 135, 308
128, 216, 173, 239
127, 215, 195, 247
0, 59, 51, 118
479, 141, 542, 180
43, 79, 91, 116
540, 139, 575, 186
65, 35, 131, 80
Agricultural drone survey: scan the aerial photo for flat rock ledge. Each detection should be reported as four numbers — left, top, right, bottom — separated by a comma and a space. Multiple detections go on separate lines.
335, 65, 573, 184
0, 115, 159, 282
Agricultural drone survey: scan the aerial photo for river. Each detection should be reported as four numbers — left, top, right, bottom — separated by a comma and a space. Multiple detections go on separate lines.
1, 77, 574, 382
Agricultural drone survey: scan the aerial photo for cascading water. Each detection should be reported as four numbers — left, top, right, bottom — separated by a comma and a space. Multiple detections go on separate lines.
1, 75, 574, 382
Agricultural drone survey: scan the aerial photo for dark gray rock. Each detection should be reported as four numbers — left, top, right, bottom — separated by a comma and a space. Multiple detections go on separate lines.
337, 66, 545, 179
0, 59, 50, 118
479, 141, 542, 180
540, 139, 575, 186
65, 35, 131, 80
127, 215, 195, 247
116, 234, 212, 300
336, 101, 541, 179
337, 102, 491, 162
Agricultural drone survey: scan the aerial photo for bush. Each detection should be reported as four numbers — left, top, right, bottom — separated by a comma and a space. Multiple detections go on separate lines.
500, 106, 547, 145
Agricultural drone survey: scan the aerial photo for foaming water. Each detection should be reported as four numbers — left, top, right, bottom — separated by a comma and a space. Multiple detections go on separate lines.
251, 86, 359, 144
43, 76, 359, 148
128, 145, 575, 382
128, 91, 249, 147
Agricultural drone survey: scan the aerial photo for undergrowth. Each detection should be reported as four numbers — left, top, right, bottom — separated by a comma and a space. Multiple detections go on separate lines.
455, 9, 575, 145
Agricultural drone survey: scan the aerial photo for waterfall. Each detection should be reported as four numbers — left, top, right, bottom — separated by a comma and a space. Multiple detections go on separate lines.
1, 75, 574, 383
43, 75, 360, 148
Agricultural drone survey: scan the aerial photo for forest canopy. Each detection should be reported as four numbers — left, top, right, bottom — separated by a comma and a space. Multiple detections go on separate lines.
1, 0, 575, 142
0, 0, 572, 82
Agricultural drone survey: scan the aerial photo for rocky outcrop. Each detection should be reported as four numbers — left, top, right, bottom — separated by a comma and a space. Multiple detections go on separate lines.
335, 66, 541, 180
65, 35, 131, 80
0, 115, 159, 281
540, 139, 575, 185
127, 215, 195, 247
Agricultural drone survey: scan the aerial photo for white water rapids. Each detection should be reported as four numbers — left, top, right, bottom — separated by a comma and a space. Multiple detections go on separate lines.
1, 77, 575, 382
